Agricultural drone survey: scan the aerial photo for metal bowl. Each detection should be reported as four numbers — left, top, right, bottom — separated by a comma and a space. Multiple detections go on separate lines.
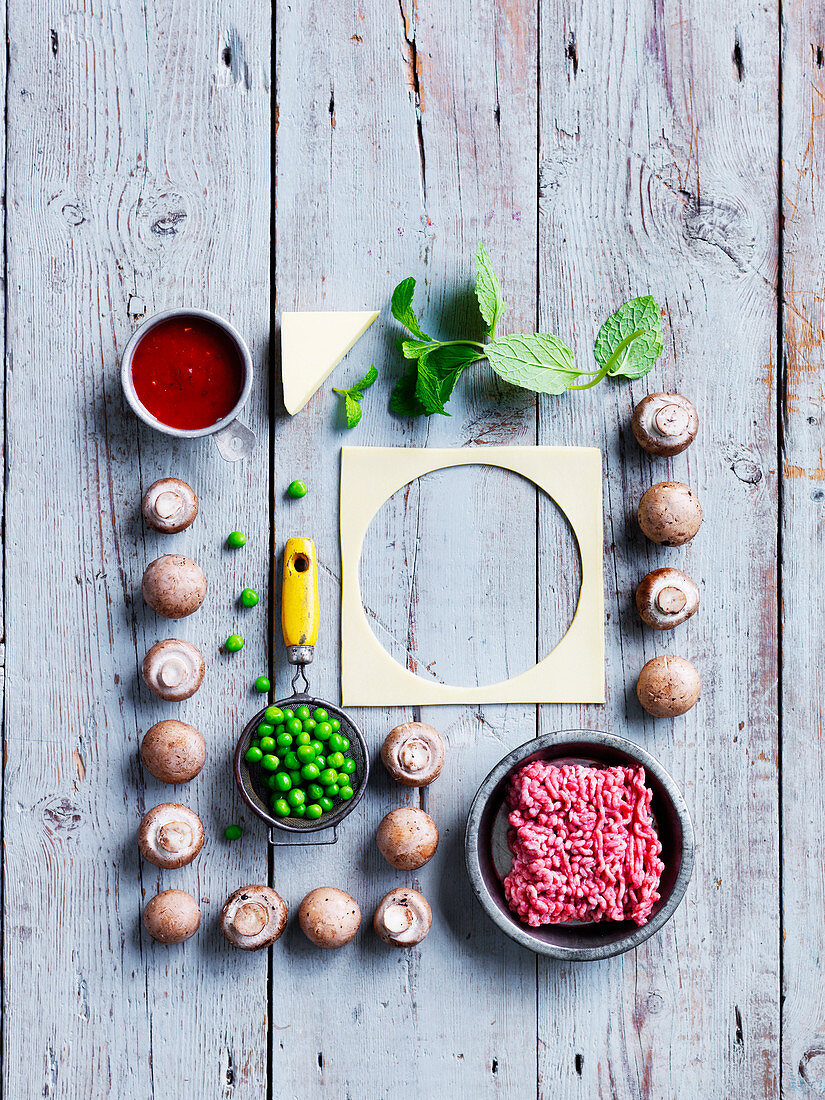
464, 730, 694, 960
234, 696, 369, 836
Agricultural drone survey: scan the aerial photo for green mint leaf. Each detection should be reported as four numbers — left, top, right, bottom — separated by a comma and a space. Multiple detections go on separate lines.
350, 364, 378, 393
390, 277, 431, 342
474, 242, 507, 337
390, 363, 427, 417
485, 333, 580, 395
343, 394, 362, 428
401, 339, 437, 359
415, 352, 450, 416
594, 296, 663, 379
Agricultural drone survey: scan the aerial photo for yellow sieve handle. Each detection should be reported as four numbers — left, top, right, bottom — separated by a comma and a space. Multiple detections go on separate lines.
281, 537, 319, 665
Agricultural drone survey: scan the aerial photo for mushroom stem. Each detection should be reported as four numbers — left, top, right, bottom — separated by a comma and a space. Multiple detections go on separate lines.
654, 404, 690, 436
157, 821, 193, 853
154, 490, 184, 519
398, 739, 430, 773
382, 904, 414, 935
657, 587, 687, 614
159, 657, 186, 688
233, 902, 268, 938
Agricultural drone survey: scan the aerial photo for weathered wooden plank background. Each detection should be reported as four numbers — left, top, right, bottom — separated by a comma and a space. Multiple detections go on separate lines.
0, 0, 816, 1096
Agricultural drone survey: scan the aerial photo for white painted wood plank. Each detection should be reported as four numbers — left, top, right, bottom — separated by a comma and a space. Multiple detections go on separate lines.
780, 5, 825, 1094
272, 0, 540, 1094
537, 3, 779, 1097
3, 0, 271, 1096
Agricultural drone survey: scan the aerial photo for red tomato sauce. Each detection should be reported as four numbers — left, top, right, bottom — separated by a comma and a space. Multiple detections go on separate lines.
131, 315, 244, 430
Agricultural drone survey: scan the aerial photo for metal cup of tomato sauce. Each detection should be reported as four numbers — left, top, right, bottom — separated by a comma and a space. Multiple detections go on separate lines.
120, 307, 255, 461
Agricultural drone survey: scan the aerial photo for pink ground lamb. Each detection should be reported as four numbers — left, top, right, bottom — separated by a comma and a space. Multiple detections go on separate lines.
503, 761, 664, 928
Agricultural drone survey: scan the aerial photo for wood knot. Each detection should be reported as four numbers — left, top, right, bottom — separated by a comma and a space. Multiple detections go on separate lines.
799, 1048, 825, 1086
731, 458, 762, 484
151, 211, 188, 236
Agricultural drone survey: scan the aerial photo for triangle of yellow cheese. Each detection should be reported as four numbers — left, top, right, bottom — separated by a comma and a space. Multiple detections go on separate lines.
281, 311, 379, 415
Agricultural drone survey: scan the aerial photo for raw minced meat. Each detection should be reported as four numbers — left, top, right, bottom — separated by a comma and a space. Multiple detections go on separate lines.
503, 761, 664, 928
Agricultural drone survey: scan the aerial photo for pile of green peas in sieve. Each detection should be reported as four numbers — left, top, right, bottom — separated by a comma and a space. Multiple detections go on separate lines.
243, 704, 357, 820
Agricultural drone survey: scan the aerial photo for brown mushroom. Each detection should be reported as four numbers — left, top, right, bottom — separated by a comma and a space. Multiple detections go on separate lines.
141, 478, 199, 533
138, 803, 204, 869
142, 555, 207, 619
298, 888, 361, 949
636, 655, 701, 717
637, 482, 702, 546
140, 719, 206, 783
374, 888, 432, 947
635, 568, 700, 630
376, 807, 439, 871
632, 393, 698, 456
381, 722, 445, 787
220, 885, 288, 950
143, 889, 201, 944
142, 639, 205, 701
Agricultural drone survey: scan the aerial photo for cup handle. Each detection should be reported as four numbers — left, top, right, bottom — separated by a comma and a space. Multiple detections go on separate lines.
268, 825, 339, 847
213, 419, 256, 461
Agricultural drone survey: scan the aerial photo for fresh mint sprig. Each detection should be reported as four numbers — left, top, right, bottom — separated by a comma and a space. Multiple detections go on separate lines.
389, 243, 663, 417
332, 364, 378, 428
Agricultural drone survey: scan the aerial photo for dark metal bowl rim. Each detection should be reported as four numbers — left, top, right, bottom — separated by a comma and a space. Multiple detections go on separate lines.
464, 729, 695, 961
233, 694, 370, 835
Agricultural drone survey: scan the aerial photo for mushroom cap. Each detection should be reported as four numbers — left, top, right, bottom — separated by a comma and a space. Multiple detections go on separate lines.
381, 722, 446, 787
632, 393, 699, 456
635, 568, 700, 630
636, 655, 701, 717
376, 807, 439, 871
374, 888, 432, 947
140, 719, 206, 784
142, 555, 207, 619
142, 639, 205, 701
637, 482, 702, 546
143, 889, 201, 944
138, 803, 205, 869
298, 888, 361, 949
220, 886, 288, 951
141, 478, 199, 534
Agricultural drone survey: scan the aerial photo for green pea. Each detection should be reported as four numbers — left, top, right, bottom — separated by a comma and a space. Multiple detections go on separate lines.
315, 722, 332, 741
224, 824, 243, 840
286, 788, 306, 808
227, 530, 247, 549
240, 587, 260, 607
302, 718, 317, 733
292, 804, 307, 818
296, 730, 311, 745
276, 732, 293, 749
296, 744, 316, 764
266, 774, 279, 790
257, 722, 275, 738
327, 783, 340, 797
273, 798, 291, 817
330, 718, 341, 732
274, 772, 292, 791
244, 746, 263, 764
282, 709, 295, 721
309, 740, 323, 755
318, 797, 334, 812
341, 758, 356, 775
225, 634, 245, 652
250, 738, 261, 750
338, 785, 354, 801
261, 754, 280, 772
305, 803, 323, 820
295, 704, 311, 721
339, 737, 350, 751
287, 718, 303, 736
314, 755, 327, 770
328, 733, 345, 753
283, 751, 300, 770
289, 769, 302, 787
319, 768, 338, 787
328, 752, 345, 769
254, 675, 270, 694
307, 783, 324, 801
313, 708, 329, 723
301, 763, 320, 781
265, 706, 284, 723
287, 480, 307, 499
260, 736, 276, 752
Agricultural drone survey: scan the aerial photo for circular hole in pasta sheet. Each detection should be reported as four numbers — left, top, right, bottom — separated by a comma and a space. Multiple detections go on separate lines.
359, 464, 582, 690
